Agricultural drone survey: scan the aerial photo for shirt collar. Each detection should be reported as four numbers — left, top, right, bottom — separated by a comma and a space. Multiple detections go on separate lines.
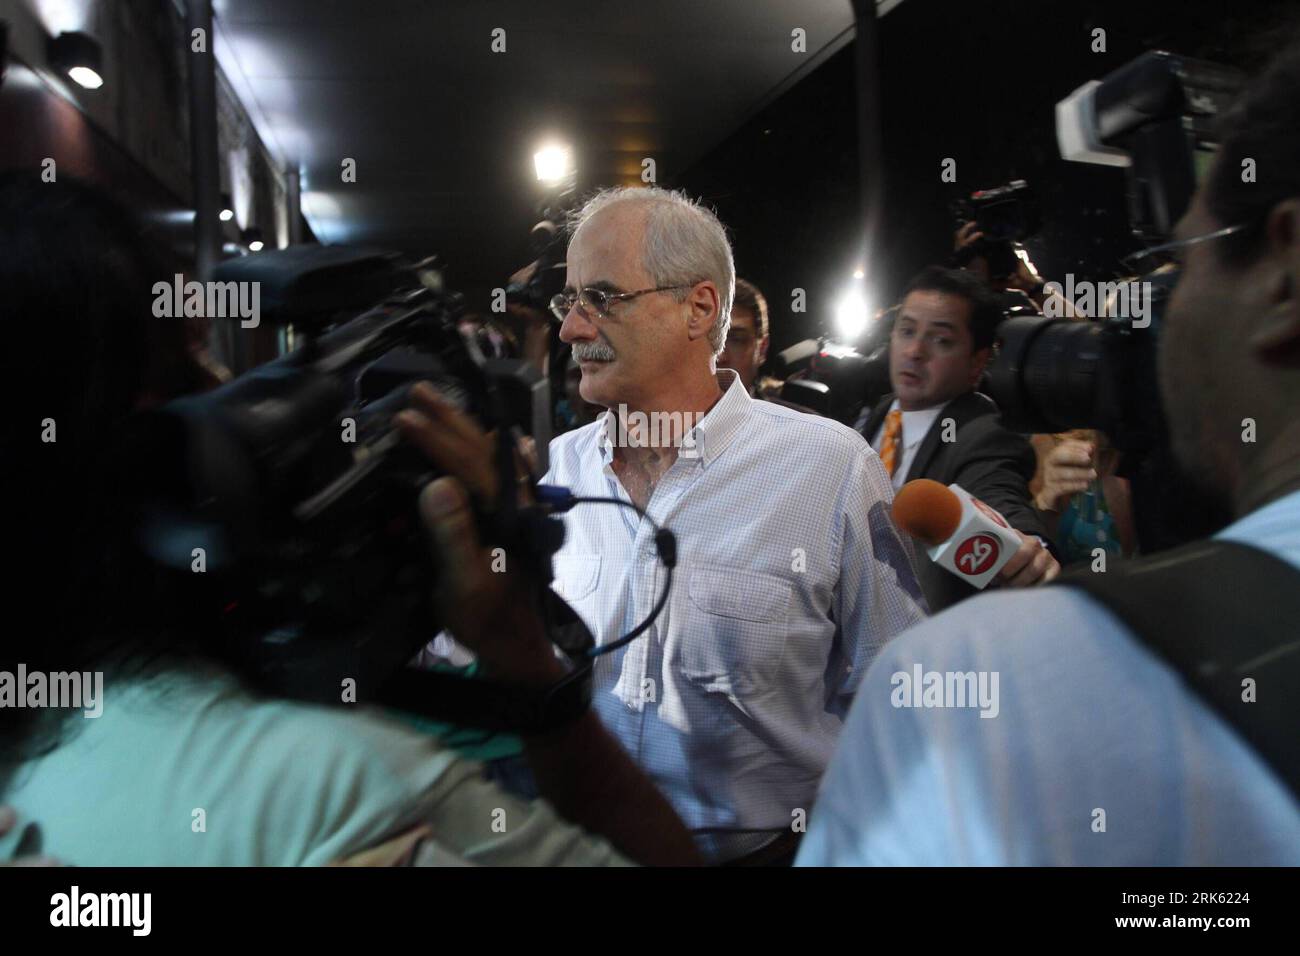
887, 398, 945, 450
693, 368, 751, 466
596, 369, 751, 468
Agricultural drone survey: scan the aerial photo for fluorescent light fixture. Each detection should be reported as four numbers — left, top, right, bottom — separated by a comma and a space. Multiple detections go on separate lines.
47, 31, 103, 90
534, 144, 571, 184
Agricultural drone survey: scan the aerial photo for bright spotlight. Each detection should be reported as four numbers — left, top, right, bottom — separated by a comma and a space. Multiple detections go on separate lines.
534, 145, 571, 184
834, 286, 871, 341
48, 32, 104, 89
219, 208, 234, 222
66, 66, 103, 89
248, 240, 264, 252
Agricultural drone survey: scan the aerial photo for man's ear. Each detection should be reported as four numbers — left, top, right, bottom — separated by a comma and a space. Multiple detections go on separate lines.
757, 334, 770, 365
684, 282, 720, 343
1248, 199, 1300, 366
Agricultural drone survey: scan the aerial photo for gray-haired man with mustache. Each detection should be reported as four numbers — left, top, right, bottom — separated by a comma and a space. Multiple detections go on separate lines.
542, 186, 927, 863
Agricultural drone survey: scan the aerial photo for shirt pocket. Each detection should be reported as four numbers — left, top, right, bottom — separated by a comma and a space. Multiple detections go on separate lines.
552, 554, 602, 603
675, 565, 792, 695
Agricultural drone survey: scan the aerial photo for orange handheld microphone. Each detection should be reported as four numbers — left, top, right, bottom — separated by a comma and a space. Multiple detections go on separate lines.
892, 480, 1022, 588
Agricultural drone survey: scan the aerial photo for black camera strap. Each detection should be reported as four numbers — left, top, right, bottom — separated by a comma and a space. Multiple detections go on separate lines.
1057, 539, 1300, 801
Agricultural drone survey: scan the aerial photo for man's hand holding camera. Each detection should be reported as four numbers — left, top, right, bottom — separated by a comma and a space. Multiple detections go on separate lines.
394, 382, 565, 688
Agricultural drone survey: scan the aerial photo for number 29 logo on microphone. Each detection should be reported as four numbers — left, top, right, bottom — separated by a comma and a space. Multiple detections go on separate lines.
955, 533, 1000, 576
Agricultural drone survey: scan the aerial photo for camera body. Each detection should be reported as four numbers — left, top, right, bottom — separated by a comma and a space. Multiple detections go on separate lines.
952, 179, 1041, 244
126, 247, 562, 709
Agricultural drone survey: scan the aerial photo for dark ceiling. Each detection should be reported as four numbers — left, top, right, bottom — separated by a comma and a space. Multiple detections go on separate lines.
213, 0, 893, 291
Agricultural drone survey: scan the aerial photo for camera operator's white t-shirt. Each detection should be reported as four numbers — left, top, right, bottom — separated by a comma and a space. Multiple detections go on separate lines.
0, 665, 629, 866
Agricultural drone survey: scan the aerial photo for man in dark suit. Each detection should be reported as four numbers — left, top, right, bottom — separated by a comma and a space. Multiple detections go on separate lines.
858, 266, 1059, 611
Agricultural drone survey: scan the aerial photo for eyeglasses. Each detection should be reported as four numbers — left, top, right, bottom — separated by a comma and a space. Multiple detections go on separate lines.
549, 285, 693, 323
1121, 223, 1247, 275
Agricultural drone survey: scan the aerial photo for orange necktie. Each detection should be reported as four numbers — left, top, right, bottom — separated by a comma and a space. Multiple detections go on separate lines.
879, 409, 903, 476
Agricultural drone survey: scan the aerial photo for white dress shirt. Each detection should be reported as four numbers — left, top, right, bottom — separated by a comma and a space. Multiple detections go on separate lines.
797, 488, 1300, 866
543, 369, 928, 860
869, 399, 944, 490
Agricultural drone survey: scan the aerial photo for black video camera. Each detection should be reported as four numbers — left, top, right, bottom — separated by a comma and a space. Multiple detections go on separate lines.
951, 180, 1041, 280
981, 50, 1245, 551
124, 246, 589, 726
952, 179, 1041, 244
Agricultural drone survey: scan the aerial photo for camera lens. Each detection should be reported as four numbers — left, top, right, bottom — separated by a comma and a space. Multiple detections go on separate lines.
987, 316, 1106, 434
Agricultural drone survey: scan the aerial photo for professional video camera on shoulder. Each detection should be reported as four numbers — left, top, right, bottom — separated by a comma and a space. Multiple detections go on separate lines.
985, 50, 1244, 551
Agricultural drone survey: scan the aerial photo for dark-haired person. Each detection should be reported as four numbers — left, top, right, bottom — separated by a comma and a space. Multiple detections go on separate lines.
719, 276, 817, 414
800, 33, 1300, 865
717, 277, 770, 395
856, 266, 1058, 610
0, 173, 698, 866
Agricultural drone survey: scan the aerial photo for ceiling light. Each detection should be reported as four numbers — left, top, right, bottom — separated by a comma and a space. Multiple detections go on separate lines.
47, 31, 103, 90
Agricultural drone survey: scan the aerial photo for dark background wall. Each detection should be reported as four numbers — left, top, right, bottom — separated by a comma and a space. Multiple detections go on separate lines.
676, 0, 1300, 356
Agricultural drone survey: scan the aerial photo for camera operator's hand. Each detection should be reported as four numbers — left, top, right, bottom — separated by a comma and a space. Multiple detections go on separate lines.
954, 220, 984, 252
416, 476, 566, 685
397, 382, 504, 507
1035, 439, 1097, 513
395, 385, 559, 685
995, 531, 1061, 588
1005, 254, 1045, 295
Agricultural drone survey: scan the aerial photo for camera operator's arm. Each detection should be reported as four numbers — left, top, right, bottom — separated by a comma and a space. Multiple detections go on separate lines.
954, 221, 1080, 316
396, 386, 701, 866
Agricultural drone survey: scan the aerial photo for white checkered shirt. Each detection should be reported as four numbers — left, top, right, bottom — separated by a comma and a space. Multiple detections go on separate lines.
543, 369, 928, 860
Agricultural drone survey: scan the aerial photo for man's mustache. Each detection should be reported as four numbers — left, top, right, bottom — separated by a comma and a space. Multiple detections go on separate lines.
573, 341, 617, 362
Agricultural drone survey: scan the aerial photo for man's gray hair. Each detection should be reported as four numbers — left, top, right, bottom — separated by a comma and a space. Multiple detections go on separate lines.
569, 186, 735, 354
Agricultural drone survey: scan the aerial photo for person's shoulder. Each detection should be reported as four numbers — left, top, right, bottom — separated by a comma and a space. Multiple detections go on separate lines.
171, 674, 474, 863
946, 396, 1033, 459
748, 399, 869, 457
839, 582, 1300, 864
6, 668, 477, 865
882, 585, 1112, 664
